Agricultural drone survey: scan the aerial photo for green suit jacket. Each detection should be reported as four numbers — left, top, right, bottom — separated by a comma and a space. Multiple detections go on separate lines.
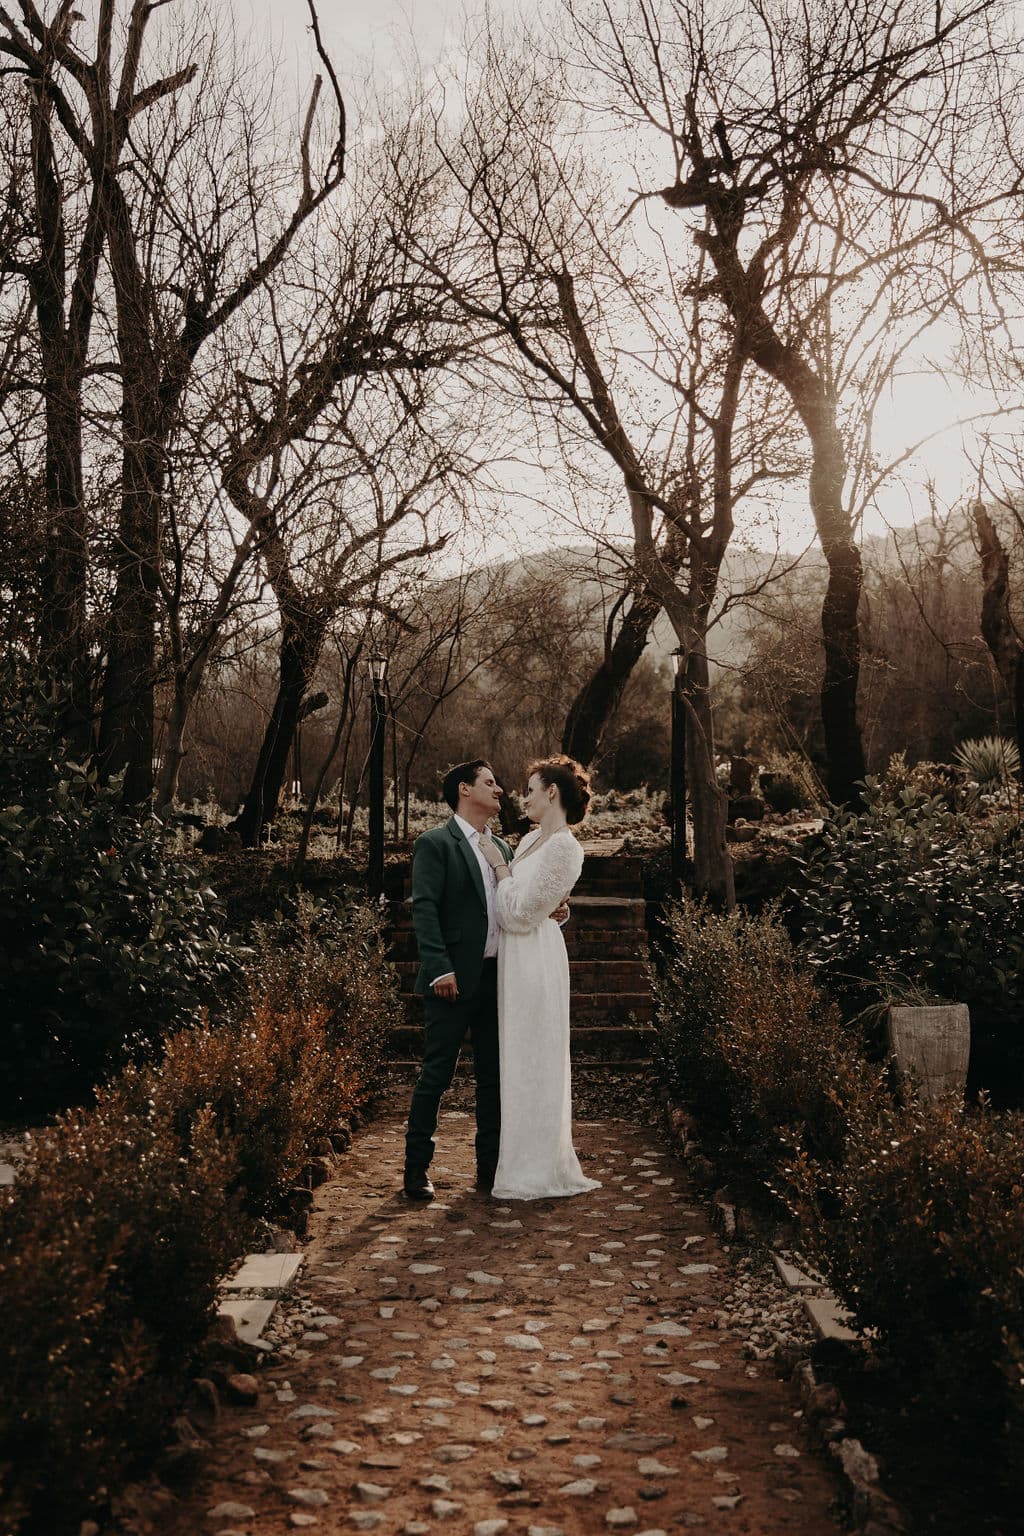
411, 818, 513, 997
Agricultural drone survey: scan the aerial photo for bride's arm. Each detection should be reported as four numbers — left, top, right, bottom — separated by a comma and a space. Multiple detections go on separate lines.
494, 838, 584, 934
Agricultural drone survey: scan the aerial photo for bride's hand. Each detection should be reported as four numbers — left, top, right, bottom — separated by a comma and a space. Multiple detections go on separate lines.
479, 835, 506, 870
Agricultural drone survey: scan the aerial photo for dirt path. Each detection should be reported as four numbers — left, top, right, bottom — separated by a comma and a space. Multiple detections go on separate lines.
161, 1111, 844, 1536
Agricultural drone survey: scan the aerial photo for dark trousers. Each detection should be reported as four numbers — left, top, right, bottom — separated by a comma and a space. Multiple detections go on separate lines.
404, 958, 499, 1173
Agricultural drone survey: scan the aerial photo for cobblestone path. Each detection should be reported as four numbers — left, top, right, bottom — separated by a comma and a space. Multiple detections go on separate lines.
167, 1111, 844, 1536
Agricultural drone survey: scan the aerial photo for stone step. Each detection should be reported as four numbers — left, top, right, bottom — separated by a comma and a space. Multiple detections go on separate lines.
387, 859, 646, 904
398, 991, 654, 1024
389, 930, 647, 962
389, 894, 647, 931
392, 957, 649, 990
387, 1023, 656, 1061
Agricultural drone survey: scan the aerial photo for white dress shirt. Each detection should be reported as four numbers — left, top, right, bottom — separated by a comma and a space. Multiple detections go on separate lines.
431, 815, 500, 985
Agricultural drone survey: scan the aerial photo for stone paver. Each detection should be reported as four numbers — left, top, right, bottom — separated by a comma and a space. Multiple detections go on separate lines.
159, 1111, 844, 1535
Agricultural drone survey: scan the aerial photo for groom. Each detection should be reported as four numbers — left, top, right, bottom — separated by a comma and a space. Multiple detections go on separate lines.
402, 760, 511, 1200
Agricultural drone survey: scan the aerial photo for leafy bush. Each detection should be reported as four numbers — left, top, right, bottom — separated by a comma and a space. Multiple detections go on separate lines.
0, 1082, 249, 1530
0, 675, 241, 1114
247, 889, 398, 1077
759, 751, 821, 814
653, 900, 883, 1171
797, 780, 1024, 1080
877, 750, 960, 805
791, 1095, 1024, 1446
953, 734, 1021, 789
0, 892, 394, 1530
656, 898, 1024, 1471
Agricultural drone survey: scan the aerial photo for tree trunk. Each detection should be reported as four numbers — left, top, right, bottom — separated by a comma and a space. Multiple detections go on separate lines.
683, 207, 867, 805
681, 647, 734, 909
294, 650, 358, 875
96, 440, 162, 804
97, 185, 166, 805
28, 93, 95, 750
155, 671, 197, 811
231, 619, 327, 847
810, 429, 866, 806
973, 499, 1024, 776
562, 586, 662, 764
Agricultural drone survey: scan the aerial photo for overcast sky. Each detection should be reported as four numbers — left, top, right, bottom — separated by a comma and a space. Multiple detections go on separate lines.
235, 0, 496, 82
219, 0, 1001, 557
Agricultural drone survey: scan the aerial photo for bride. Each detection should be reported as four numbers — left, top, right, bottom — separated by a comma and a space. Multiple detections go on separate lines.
478, 755, 601, 1201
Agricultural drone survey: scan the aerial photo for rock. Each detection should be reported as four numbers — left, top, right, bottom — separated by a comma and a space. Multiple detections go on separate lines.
286, 1487, 330, 1507
207, 1503, 256, 1521
603, 1432, 674, 1453
835, 1437, 880, 1485
773, 1443, 801, 1458
224, 1372, 259, 1406
559, 1479, 598, 1495
504, 1334, 544, 1351
475, 1522, 510, 1536
431, 1498, 464, 1519
691, 1446, 728, 1462
354, 1482, 392, 1501
638, 1458, 678, 1476
491, 1469, 523, 1488
435, 1443, 475, 1462
712, 1495, 743, 1510
605, 1510, 638, 1527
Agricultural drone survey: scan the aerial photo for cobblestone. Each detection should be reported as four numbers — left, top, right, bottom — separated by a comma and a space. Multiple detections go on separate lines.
154, 1111, 843, 1535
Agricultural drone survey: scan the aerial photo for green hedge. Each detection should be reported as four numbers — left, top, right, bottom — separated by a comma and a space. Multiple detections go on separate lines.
797, 779, 1024, 1086
0, 673, 241, 1115
654, 899, 1024, 1471
0, 894, 397, 1532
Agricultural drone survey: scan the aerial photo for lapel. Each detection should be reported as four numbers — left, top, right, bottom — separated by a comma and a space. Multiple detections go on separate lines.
446, 817, 487, 912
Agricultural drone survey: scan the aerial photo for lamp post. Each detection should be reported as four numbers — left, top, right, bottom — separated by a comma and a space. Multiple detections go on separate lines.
368, 654, 388, 900
670, 648, 687, 892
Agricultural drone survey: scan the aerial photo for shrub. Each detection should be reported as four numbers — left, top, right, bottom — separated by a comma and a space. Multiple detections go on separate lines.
953, 734, 1021, 789
247, 889, 397, 1085
655, 894, 1024, 1472
0, 674, 241, 1115
652, 900, 883, 1173
791, 1095, 1024, 1447
0, 893, 395, 1530
0, 1086, 249, 1530
797, 780, 1024, 1082
759, 751, 821, 814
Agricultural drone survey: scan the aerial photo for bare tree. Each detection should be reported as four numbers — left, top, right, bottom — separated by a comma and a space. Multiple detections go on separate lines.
566, 0, 1022, 804
0, 0, 347, 797
409, 32, 806, 902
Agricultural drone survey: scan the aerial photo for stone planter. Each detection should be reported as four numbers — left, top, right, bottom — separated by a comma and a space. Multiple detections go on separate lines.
886, 1003, 970, 1101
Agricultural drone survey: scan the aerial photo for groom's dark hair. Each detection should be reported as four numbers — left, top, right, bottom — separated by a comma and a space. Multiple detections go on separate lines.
442, 759, 491, 811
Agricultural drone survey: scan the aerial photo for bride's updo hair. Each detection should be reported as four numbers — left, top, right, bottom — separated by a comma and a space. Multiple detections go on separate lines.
529, 755, 592, 826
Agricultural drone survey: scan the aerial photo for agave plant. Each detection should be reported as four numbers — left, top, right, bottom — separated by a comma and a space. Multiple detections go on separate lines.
952, 735, 1021, 788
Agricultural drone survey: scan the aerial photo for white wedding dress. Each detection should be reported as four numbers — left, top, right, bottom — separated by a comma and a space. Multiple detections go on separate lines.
491, 827, 601, 1201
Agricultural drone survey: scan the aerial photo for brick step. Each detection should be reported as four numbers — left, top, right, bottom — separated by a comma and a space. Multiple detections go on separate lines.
393, 957, 648, 990
399, 992, 654, 1024
387, 1023, 655, 1061
389, 932, 646, 963
389, 894, 647, 932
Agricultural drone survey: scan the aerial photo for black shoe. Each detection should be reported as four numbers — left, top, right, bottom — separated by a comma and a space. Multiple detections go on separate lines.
474, 1165, 496, 1193
403, 1167, 435, 1201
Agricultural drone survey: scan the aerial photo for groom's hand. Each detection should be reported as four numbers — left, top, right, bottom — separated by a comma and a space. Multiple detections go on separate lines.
432, 973, 458, 1002
550, 902, 570, 924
